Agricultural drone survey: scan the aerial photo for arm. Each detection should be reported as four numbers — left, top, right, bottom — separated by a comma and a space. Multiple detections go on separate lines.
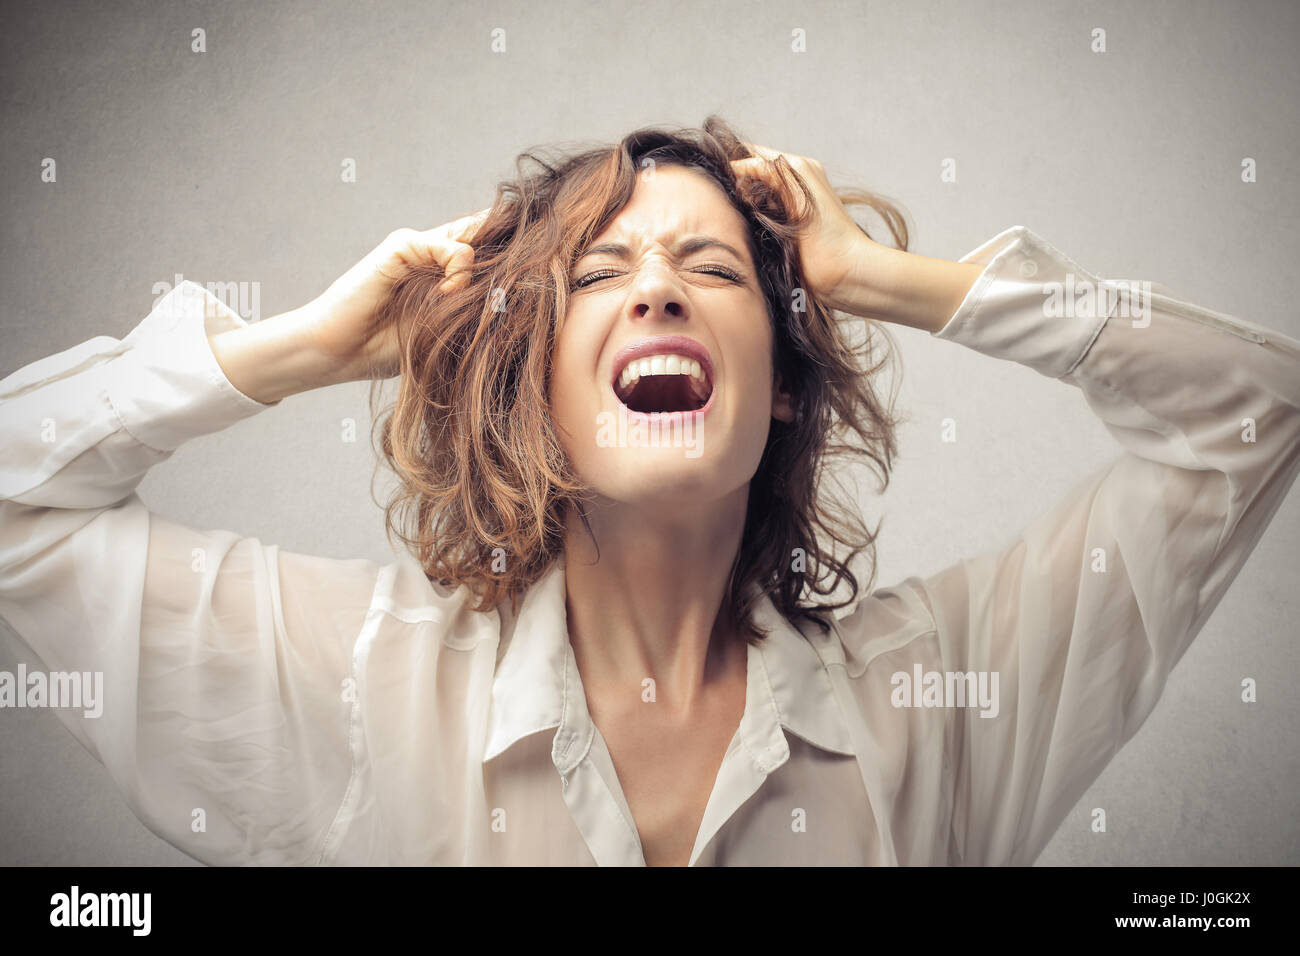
840, 226, 1300, 865
829, 239, 985, 334
0, 283, 375, 865
207, 301, 340, 404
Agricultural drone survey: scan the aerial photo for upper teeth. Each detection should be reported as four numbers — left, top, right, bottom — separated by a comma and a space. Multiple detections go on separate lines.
618, 353, 709, 390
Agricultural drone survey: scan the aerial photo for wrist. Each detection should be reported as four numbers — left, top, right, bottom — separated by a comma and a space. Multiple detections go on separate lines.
824, 237, 902, 321
207, 306, 342, 405
829, 238, 983, 334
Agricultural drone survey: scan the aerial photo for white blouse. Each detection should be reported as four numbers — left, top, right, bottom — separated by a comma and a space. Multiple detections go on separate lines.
2, 226, 1297, 867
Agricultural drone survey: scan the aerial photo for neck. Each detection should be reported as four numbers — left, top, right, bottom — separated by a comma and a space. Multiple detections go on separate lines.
561, 484, 750, 718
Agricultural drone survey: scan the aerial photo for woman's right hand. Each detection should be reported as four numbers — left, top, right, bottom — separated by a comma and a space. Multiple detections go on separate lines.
305, 209, 490, 382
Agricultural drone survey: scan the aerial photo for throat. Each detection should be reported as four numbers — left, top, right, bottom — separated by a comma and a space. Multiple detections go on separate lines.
619, 374, 709, 413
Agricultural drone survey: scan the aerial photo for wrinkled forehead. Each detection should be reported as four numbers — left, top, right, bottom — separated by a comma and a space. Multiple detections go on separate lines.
581, 164, 757, 266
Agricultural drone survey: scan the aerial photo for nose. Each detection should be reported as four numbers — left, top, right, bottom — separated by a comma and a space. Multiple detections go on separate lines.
629, 262, 688, 322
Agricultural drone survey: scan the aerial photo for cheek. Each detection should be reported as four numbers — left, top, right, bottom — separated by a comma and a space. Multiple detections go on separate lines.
738, 380, 775, 451
734, 332, 776, 411
547, 326, 597, 434
723, 341, 777, 453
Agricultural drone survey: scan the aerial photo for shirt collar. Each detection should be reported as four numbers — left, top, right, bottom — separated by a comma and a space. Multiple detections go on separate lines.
484, 554, 857, 764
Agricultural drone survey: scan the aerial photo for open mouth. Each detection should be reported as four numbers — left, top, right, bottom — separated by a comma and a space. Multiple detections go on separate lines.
613, 353, 713, 413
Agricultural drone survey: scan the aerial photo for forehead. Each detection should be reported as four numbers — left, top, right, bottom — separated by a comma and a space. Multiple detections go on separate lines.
586, 164, 752, 256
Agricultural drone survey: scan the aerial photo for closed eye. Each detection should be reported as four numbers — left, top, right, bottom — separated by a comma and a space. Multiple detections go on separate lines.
571, 264, 743, 289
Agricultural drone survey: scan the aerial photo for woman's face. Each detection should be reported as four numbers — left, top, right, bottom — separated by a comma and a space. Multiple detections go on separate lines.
549, 163, 793, 510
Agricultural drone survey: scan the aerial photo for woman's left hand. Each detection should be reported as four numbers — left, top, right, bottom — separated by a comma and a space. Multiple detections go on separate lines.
730, 142, 877, 314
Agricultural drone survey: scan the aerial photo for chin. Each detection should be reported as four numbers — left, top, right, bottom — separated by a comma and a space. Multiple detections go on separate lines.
589, 455, 743, 507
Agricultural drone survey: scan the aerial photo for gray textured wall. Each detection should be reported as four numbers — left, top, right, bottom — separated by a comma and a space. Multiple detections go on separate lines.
1, 0, 1297, 865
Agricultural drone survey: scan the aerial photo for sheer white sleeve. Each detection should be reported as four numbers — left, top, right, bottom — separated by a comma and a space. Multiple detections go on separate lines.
0, 283, 377, 865
910, 227, 1298, 865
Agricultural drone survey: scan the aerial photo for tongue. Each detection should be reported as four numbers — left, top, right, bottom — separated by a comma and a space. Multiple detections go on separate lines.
625, 375, 708, 413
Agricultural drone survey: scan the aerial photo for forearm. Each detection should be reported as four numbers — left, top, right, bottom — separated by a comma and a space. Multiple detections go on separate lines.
832, 238, 985, 333
1, 281, 275, 512
207, 305, 340, 405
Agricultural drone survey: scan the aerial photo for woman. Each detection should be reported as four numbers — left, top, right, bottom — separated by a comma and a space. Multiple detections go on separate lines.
2, 118, 1297, 866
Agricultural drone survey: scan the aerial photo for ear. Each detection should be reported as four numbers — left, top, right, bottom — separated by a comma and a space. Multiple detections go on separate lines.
771, 368, 795, 423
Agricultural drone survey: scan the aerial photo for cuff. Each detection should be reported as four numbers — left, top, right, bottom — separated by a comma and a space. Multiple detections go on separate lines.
104, 281, 277, 452
931, 225, 1113, 380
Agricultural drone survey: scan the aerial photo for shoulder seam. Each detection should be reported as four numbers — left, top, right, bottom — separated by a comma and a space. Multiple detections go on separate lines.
843, 624, 939, 680
834, 578, 940, 680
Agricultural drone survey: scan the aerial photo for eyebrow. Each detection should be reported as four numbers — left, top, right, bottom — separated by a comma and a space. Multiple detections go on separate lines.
574, 235, 748, 265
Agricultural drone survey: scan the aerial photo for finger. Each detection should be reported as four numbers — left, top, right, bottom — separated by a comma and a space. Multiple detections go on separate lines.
435, 210, 491, 290
732, 140, 784, 160
734, 142, 814, 172
731, 155, 797, 195
429, 243, 477, 293
730, 156, 779, 181
730, 142, 793, 180
441, 244, 475, 286
386, 229, 467, 289
397, 229, 457, 265
446, 207, 492, 243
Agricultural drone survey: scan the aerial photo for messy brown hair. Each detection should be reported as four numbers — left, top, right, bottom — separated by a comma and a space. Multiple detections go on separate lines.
367, 115, 907, 645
